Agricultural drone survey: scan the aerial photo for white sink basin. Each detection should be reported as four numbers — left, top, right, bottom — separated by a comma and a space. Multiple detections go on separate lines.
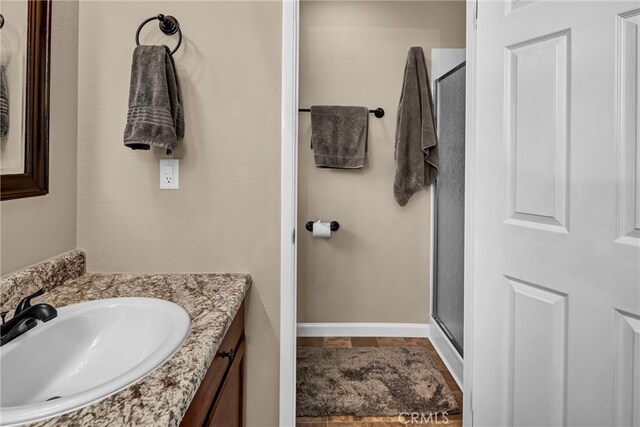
0, 297, 190, 426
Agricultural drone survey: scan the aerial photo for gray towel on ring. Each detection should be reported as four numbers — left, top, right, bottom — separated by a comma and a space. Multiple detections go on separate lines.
0, 66, 8, 138
310, 105, 369, 169
124, 45, 184, 154
394, 47, 439, 206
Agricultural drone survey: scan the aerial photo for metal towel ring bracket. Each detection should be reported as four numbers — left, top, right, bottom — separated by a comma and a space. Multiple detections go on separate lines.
135, 14, 182, 56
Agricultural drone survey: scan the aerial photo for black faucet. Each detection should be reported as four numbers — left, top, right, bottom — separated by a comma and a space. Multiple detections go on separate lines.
0, 288, 57, 347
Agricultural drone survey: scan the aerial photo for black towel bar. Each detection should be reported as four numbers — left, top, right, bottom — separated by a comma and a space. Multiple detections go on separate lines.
299, 108, 385, 118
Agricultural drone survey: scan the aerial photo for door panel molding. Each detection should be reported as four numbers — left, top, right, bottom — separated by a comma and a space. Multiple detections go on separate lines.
505, 276, 568, 427
615, 9, 640, 246
504, 30, 571, 234
505, 0, 536, 16
613, 309, 640, 427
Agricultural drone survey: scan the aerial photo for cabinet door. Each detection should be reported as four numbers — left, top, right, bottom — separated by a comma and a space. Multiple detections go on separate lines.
206, 339, 245, 427
181, 304, 245, 427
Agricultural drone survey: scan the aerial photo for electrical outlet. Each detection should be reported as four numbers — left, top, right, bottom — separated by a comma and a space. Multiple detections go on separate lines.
160, 159, 179, 190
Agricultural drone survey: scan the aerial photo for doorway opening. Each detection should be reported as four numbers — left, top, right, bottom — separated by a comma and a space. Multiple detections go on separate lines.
281, 1, 470, 425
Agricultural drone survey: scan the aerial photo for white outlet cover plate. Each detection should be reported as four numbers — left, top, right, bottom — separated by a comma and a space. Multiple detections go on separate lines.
160, 159, 179, 190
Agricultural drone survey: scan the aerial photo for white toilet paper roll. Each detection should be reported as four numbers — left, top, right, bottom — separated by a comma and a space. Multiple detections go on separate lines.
312, 221, 331, 238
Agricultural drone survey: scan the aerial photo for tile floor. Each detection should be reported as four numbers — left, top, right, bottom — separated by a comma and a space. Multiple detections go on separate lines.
296, 337, 463, 427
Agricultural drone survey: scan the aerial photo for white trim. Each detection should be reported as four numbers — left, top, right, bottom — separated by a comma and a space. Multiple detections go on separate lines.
297, 323, 431, 338
429, 318, 464, 389
463, 1, 478, 426
279, 1, 299, 426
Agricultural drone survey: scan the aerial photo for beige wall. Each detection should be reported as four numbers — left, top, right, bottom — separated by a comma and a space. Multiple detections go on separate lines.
75, 2, 281, 425
0, 1, 79, 276
297, 1, 465, 323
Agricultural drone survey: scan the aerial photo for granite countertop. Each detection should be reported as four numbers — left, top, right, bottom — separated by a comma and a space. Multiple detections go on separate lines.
0, 250, 251, 427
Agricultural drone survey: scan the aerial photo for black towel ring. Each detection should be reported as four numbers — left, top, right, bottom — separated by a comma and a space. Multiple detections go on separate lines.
135, 14, 182, 56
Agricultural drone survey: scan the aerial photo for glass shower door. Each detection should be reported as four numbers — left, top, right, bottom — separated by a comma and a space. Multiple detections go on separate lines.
432, 62, 466, 356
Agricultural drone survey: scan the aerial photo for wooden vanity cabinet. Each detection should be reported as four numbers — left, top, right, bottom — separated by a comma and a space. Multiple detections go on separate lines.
181, 303, 245, 427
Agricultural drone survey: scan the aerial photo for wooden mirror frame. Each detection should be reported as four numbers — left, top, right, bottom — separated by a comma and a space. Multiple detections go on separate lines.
1, 0, 51, 201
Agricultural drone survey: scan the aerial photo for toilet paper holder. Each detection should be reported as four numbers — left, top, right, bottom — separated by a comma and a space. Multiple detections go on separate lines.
305, 221, 340, 232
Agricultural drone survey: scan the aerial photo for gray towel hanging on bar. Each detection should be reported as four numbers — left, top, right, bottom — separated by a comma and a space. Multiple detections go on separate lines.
123, 45, 184, 155
394, 46, 439, 206
310, 105, 369, 169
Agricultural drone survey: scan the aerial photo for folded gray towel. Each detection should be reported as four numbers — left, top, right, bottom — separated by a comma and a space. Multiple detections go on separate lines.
394, 47, 439, 206
310, 105, 369, 169
0, 66, 8, 138
124, 45, 184, 154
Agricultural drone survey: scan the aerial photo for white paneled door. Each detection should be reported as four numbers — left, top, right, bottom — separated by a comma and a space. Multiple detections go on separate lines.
472, 1, 640, 426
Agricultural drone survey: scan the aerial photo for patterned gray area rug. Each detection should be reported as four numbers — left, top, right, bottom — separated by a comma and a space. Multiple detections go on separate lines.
296, 346, 459, 417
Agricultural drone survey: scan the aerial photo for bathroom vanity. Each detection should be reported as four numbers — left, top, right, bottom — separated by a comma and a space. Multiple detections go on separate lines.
0, 250, 250, 427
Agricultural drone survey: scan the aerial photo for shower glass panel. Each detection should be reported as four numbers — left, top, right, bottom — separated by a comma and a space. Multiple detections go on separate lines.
432, 62, 466, 356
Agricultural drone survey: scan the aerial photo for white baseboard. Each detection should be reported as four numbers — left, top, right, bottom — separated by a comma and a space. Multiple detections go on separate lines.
428, 319, 464, 388
296, 322, 431, 338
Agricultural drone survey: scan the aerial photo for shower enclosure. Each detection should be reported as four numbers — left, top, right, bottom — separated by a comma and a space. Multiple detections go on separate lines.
432, 61, 466, 357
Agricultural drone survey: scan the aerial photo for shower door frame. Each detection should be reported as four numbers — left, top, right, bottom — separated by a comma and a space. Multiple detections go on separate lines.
429, 55, 467, 389
279, 1, 478, 425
